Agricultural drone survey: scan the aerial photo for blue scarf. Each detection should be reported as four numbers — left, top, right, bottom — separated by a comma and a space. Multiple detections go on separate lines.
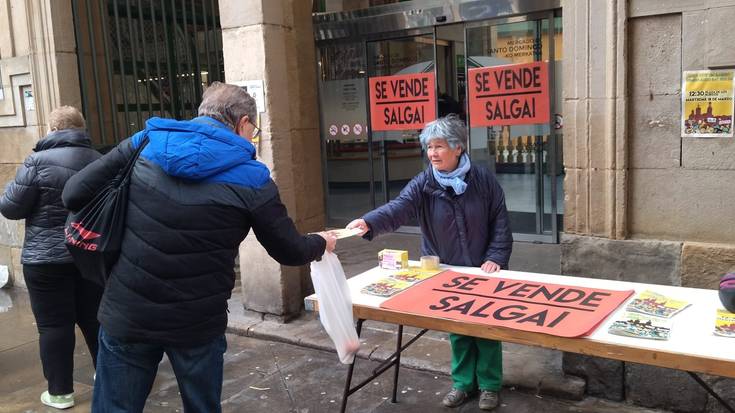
432, 153, 471, 195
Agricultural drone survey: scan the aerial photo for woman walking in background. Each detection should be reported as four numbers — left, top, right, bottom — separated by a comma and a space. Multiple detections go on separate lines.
0, 106, 102, 409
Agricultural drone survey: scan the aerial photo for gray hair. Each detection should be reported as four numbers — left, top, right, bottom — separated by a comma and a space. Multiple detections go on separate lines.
197, 81, 257, 130
418, 114, 467, 152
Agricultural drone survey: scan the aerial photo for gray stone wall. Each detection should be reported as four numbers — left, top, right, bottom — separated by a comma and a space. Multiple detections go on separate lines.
562, 1, 735, 411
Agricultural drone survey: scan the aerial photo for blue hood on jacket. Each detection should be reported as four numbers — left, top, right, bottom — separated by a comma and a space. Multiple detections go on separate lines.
131, 116, 270, 188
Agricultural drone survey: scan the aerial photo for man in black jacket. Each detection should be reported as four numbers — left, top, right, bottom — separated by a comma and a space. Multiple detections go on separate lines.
62, 82, 336, 413
0, 106, 101, 409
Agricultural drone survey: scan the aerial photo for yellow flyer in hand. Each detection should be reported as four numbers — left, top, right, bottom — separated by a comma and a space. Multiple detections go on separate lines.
626, 290, 690, 318
714, 309, 735, 338
389, 266, 442, 283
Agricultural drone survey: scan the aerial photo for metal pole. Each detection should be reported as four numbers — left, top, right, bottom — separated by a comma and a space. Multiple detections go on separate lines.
125, 0, 144, 129
190, 0, 203, 103
201, 0, 212, 86
548, 12, 559, 242
149, 0, 165, 117
112, 0, 131, 138
365, 41, 376, 209
84, 0, 106, 145
137, 0, 153, 120
180, 0, 196, 118
100, 0, 120, 142
71, 0, 90, 133
534, 19, 544, 235
162, 0, 180, 118
339, 319, 364, 413
391, 325, 403, 403
209, 0, 221, 81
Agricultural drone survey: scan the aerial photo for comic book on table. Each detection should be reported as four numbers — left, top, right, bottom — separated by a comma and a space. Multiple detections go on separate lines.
360, 267, 443, 297
625, 290, 691, 318
360, 278, 412, 297
714, 308, 735, 338
608, 311, 673, 341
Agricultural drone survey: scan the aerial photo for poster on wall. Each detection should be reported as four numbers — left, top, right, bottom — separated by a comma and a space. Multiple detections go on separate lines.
468, 61, 549, 127
681, 70, 734, 138
369, 72, 436, 131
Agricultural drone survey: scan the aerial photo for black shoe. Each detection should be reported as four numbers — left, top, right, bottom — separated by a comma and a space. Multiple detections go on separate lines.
442, 388, 469, 408
479, 390, 499, 410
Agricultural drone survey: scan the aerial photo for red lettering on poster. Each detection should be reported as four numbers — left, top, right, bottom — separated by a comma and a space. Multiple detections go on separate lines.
369, 73, 436, 131
468, 61, 550, 127
380, 271, 633, 338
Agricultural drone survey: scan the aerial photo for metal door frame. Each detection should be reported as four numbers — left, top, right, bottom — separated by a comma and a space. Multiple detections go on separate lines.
463, 10, 561, 243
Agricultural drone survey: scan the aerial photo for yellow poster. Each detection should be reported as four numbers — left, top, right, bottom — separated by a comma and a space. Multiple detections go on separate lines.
682, 70, 734, 137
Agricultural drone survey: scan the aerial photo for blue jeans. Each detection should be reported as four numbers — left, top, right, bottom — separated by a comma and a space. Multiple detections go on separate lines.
92, 327, 227, 413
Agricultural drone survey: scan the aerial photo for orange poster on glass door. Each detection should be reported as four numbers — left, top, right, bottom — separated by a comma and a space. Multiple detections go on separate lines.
468, 61, 550, 127
369, 73, 436, 131
380, 271, 633, 338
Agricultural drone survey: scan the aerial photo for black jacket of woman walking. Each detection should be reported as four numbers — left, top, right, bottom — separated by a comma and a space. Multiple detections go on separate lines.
0, 128, 100, 264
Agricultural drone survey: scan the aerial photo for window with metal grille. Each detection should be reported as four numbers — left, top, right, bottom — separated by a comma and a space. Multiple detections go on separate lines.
72, 0, 224, 149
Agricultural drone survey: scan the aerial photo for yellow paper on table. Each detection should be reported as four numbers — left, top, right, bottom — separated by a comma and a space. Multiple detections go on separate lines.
714, 309, 735, 338
360, 278, 412, 297
389, 266, 442, 283
626, 290, 690, 318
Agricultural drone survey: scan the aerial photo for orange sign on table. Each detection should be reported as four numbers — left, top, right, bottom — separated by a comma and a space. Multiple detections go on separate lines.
468, 61, 550, 127
380, 271, 633, 338
369, 73, 436, 131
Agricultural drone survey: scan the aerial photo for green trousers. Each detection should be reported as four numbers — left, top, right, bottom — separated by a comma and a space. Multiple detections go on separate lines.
449, 333, 503, 392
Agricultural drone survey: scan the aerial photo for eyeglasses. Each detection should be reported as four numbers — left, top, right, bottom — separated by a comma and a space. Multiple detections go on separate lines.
250, 121, 261, 139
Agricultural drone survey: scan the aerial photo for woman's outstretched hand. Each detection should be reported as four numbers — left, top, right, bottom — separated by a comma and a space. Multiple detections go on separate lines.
346, 219, 370, 236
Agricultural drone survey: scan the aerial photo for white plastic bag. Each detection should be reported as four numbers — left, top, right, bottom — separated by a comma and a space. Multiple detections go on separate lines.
310, 252, 360, 364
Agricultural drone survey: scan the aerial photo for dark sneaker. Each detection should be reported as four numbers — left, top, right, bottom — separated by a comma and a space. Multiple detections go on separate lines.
442, 388, 470, 408
479, 390, 499, 410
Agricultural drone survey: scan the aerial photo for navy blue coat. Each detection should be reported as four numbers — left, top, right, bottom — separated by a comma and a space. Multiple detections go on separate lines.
63, 117, 326, 346
0, 129, 100, 264
363, 164, 512, 268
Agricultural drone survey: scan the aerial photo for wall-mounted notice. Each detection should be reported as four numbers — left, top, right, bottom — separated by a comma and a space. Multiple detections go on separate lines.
682, 70, 734, 138
369, 72, 436, 131
233, 80, 266, 113
468, 61, 549, 127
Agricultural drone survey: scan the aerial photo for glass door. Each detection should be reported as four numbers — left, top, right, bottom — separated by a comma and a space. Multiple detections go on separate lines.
366, 34, 435, 211
465, 13, 563, 242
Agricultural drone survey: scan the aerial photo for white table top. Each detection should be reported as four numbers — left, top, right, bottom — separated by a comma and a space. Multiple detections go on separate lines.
305, 261, 735, 369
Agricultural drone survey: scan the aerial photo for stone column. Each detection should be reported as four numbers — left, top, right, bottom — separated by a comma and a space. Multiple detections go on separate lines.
562, 0, 628, 240
220, 0, 325, 320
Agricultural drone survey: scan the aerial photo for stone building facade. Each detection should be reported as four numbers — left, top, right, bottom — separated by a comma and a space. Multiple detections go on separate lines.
0, 1, 734, 411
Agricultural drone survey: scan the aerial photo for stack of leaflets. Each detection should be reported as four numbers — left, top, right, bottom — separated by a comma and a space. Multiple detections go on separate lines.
608, 290, 690, 341
360, 267, 442, 297
714, 309, 735, 338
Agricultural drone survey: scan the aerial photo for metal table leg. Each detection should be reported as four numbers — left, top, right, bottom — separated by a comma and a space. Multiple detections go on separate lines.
340, 319, 364, 413
391, 325, 404, 403
339, 320, 428, 413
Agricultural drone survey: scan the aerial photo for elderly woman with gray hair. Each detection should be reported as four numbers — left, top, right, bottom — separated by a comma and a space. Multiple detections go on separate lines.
347, 114, 512, 410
